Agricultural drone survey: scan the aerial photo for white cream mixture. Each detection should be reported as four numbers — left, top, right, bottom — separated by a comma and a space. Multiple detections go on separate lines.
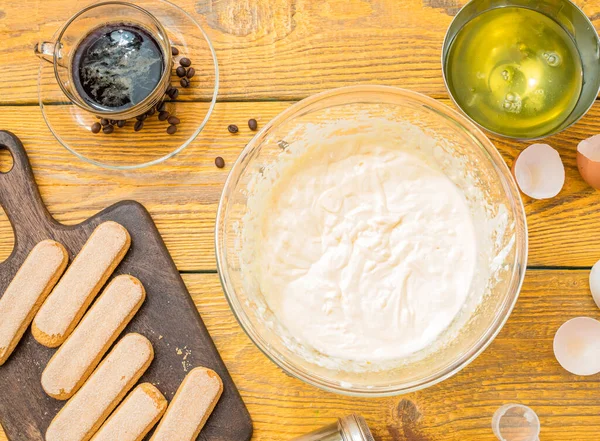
249, 130, 478, 362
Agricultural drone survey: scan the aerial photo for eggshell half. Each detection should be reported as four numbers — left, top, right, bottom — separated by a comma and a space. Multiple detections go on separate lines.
590, 260, 600, 310
577, 135, 600, 190
512, 144, 565, 199
554, 317, 600, 376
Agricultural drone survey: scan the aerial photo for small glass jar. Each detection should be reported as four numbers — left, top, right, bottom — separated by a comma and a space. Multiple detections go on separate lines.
291, 414, 374, 441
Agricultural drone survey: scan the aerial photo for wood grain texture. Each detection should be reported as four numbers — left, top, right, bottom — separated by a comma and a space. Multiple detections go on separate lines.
0, 0, 598, 104
2, 1, 600, 439
2, 270, 596, 441
1, 101, 600, 269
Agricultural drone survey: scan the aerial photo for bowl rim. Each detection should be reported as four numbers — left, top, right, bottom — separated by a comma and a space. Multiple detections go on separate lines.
215, 85, 528, 397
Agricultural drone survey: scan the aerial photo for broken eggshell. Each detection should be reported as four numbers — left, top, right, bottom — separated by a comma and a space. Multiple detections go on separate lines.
577, 135, 600, 190
511, 143, 565, 200
553, 317, 600, 376
591, 260, 600, 309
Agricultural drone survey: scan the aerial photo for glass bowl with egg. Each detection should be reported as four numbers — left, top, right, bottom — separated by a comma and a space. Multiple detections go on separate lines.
216, 86, 527, 396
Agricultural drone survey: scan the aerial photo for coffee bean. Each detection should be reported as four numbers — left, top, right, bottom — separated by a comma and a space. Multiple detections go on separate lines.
179, 57, 191, 67
215, 156, 225, 168
248, 118, 258, 131
168, 88, 179, 99
102, 125, 114, 134
227, 124, 239, 134
157, 102, 166, 112
167, 124, 178, 135
100, 118, 110, 126
168, 116, 180, 125
117, 120, 126, 128
176, 66, 186, 78
186, 68, 195, 79
180, 78, 190, 88
158, 111, 170, 121
109, 119, 117, 125
171, 46, 179, 56
166, 85, 175, 94
146, 108, 156, 117
136, 114, 147, 121
91, 122, 102, 133
134, 120, 144, 132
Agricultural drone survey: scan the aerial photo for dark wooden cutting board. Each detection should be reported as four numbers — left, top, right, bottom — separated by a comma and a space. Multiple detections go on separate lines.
0, 131, 252, 441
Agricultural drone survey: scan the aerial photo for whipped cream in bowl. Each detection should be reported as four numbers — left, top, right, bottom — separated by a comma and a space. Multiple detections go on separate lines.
216, 86, 527, 396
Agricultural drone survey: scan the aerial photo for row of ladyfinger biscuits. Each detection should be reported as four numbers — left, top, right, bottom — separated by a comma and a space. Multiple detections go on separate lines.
48, 333, 223, 441
0, 221, 223, 441
0, 220, 131, 367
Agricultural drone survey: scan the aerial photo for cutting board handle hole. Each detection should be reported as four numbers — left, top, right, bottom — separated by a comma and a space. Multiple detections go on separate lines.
0, 146, 14, 174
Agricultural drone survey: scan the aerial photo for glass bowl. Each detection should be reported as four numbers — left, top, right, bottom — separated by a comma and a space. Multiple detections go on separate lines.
216, 86, 527, 396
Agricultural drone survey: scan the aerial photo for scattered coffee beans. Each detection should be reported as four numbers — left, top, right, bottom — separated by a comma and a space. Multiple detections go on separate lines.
171, 46, 179, 56
168, 116, 180, 125
168, 88, 179, 99
91, 122, 102, 133
180, 78, 190, 88
176, 66, 186, 77
134, 120, 144, 131
102, 125, 114, 134
146, 108, 156, 117
248, 119, 258, 131
167, 124, 178, 134
228, 124, 239, 134
109, 119, 117, 125
158, 111, 170, 121
215, 156, 225, 168
100, 118, 110, 126
179, 57, 191, 67
117, 120, 126, 128
186, 68, 195, 79
136, 114, 147, 121
157, 102, 166, 112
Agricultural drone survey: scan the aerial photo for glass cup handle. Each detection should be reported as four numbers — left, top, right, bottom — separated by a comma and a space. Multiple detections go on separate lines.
34, 41, 56, 64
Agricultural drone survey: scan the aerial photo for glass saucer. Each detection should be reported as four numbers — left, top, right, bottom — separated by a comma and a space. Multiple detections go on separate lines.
38, 0, 219, 170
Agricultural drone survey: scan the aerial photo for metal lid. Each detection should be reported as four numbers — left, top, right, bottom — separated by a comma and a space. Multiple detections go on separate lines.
338, 414, 375, 441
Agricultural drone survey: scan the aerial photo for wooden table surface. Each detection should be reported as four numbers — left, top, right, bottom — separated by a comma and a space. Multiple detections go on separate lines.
1, 0, 600, 440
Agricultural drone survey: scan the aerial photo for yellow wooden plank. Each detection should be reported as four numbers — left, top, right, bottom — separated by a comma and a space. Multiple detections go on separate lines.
0, 101, 289, 271
1, 270, 597, 440
1, 0, 599, 104
146, 270, 600, 441
1, 101, 600, 269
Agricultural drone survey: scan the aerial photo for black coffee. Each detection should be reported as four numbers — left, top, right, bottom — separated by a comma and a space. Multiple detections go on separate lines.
72, 23, 164, 112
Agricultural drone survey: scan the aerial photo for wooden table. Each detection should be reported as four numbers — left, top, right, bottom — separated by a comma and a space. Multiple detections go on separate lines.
1, 1, 600, 440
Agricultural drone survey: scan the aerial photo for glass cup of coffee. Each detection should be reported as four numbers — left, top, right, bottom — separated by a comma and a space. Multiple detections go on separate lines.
34, 1, 173, 120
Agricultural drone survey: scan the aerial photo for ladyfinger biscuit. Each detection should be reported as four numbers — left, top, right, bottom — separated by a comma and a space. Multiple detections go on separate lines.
150, 367, 223, 441
91, 383, 167, 441
46, 333, 154, 441
0, 240, 68, 365
42, 275, 146, 400
33, 221, 130, 347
